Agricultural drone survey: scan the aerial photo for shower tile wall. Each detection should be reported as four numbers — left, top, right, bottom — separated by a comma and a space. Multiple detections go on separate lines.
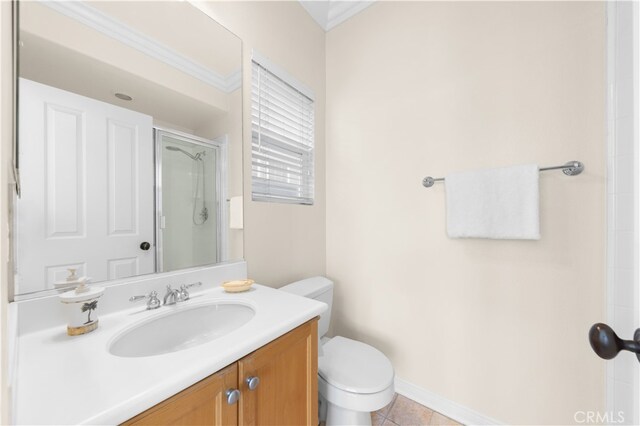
161, 135, 218, 272
607, 3, 638, 424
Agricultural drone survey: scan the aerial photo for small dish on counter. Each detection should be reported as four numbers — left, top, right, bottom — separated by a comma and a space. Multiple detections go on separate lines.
222, 279, 255, 293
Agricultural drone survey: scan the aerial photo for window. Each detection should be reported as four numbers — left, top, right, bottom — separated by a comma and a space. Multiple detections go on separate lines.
251, 54, 314, 205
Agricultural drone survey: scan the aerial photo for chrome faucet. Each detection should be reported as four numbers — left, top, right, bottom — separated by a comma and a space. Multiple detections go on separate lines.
130, 284, 203, 309
134, 283, 203, 308
163, 285, 181, 306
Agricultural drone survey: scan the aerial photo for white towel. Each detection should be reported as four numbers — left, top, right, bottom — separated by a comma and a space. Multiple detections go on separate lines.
445, 164, 540, 240
229, 196, 243, 229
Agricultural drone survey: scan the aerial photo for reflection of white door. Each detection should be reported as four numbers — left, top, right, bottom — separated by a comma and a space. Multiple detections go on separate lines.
17, 78, 155, 294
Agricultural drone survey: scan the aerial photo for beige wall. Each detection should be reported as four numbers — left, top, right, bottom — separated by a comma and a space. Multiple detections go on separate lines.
0, 1, 608, 423
197, 1, 327, 287
326, 2, 606, 424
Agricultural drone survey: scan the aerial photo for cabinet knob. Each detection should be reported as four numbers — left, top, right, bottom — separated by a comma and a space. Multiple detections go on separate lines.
245, 376, 260, 390
226, 389, 240, 405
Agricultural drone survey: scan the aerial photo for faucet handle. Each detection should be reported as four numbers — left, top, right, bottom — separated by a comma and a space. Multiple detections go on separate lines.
147, 291, 162, 309
129, 290, 161, 310
179, 282, 202, 301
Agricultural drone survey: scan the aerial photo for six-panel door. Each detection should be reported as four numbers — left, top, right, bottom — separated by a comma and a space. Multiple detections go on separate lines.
17, 78, 155, 293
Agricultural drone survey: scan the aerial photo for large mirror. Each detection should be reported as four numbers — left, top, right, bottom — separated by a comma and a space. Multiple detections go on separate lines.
14, 1, 243, 298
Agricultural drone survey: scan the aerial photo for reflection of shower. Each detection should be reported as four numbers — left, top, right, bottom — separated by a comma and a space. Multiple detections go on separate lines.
165, 146, 208, 224
166, 146, 202, 161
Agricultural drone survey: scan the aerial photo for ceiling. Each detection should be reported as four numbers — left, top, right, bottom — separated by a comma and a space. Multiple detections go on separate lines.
299, 0, 375, 32
19, 0, 241, 132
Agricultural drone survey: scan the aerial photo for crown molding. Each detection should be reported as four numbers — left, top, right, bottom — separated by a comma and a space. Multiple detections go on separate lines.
226, 69, 242, 93
40, 0, 240, 93
326, 1, 375, 31
299, 0, 375, 32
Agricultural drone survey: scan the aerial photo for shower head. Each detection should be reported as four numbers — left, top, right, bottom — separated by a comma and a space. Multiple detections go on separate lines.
165, 146, 203, 161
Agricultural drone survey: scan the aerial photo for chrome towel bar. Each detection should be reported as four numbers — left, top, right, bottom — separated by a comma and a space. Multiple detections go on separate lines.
421, 161, 584, 188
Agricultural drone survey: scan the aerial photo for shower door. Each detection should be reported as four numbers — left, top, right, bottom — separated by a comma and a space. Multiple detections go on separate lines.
155, 129, 226, 272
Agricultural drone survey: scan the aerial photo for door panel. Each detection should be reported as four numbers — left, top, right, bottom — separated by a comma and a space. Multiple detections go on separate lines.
44, 103, 85, 238
107, 119, 139, 235
107, 257, 139, 280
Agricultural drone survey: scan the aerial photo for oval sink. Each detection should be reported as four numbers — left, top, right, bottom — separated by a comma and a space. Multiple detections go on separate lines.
109, 302, 255, 358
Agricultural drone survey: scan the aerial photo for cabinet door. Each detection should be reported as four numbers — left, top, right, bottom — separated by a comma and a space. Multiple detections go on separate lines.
123, 363, 238, 426
238, 319, 318, 426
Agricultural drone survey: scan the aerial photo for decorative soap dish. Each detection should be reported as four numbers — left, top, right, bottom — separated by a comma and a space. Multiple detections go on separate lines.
222, 279, 254, 293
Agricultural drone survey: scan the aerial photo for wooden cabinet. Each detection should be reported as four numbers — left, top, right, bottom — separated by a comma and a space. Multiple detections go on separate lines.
123, 319, 318, 426
124, 363, 238, 426
238, 318, 318, 425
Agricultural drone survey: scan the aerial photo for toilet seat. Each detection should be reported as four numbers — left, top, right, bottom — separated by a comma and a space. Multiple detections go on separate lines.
319, 336, 394, 394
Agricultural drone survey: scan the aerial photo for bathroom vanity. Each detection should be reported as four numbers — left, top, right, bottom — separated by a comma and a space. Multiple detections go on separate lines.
125, 319, 317, 425
11, 263, 326, 425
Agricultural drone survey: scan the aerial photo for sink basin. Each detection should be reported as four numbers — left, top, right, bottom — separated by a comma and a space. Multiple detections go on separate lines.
109, 302, 255, 358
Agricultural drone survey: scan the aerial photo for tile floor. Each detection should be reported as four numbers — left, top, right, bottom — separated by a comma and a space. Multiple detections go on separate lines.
371, 394, 462, 426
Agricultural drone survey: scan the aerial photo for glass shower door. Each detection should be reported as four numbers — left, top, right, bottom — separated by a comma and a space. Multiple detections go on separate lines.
156, 129, 222, 272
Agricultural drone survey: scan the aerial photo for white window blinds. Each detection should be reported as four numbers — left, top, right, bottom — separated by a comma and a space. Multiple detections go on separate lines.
251, 59, 314, 205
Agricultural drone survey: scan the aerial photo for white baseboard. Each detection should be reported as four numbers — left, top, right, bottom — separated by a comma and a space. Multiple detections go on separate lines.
394, 377, 503, 426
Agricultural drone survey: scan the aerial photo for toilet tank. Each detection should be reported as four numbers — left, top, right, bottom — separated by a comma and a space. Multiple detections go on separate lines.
279, 276, 333, 338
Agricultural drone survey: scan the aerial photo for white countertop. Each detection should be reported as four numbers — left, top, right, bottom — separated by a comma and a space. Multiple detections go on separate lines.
14, 284, 326, 425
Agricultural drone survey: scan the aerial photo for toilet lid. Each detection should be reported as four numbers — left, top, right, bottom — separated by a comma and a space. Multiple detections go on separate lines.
319, 336, 394, 394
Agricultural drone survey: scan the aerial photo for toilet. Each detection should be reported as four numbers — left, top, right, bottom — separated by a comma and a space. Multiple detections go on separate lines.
280, 277, 394, 426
